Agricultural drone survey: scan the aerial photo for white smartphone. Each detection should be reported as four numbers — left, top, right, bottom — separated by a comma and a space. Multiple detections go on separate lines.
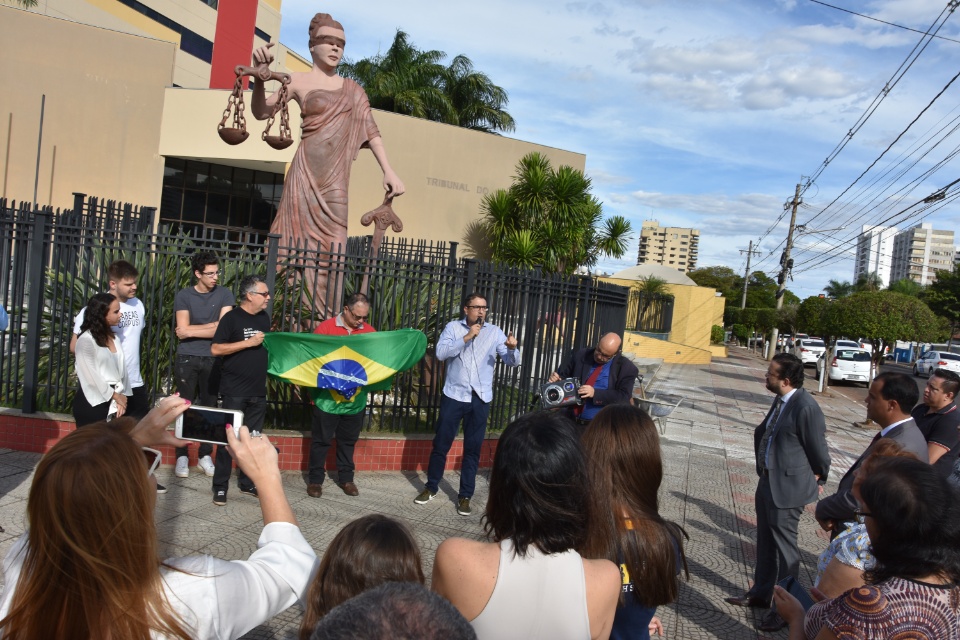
175, 405, 243, 445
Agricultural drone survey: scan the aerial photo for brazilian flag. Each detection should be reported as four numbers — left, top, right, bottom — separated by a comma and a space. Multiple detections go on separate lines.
264, 329, 427, 415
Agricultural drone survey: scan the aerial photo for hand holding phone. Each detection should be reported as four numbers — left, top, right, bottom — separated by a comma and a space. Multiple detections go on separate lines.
175, 406, 244, 445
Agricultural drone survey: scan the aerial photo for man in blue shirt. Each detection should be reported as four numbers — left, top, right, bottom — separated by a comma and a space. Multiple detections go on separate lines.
414, 293, 520, 516
549, 333, 639, 425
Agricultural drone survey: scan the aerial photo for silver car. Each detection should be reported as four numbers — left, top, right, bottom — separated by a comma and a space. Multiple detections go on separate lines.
913, 350, 960, 378
794, 338, 826, 366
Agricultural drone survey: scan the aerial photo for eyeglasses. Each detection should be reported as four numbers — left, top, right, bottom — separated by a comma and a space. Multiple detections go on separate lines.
249, 290, 270, 297
854, 508, 873, 524
201, 270, 220, 277
142, 447, 162, 478
594, 347, 620, 362
345, 308, 368, 321
467, 305, 488, 311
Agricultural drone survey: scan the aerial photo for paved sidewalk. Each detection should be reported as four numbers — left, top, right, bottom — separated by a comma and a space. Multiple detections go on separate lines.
0, 347, 875, 639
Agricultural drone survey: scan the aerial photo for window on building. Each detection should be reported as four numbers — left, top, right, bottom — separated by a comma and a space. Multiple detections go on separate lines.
161, 158, 284, 240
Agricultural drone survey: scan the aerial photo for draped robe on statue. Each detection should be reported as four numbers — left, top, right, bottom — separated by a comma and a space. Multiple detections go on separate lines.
270, 78, 380, 315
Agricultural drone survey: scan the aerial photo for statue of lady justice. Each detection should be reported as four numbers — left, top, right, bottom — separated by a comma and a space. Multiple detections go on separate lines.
250, 13, 404, 308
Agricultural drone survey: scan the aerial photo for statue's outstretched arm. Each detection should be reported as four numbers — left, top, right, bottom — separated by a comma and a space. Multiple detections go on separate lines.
368, 136, 406, 198
250, 44, 284, 120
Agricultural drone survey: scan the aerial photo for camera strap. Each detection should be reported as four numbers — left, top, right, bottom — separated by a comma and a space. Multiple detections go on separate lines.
573, 364, 604, 418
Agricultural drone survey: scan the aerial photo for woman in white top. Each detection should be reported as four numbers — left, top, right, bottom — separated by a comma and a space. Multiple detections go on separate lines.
0, 396, 318, 639
432, 411, 621, 640
73, 292, 128, 426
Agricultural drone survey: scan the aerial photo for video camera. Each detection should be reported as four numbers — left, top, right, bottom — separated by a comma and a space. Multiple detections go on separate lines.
539, 377, 582, 410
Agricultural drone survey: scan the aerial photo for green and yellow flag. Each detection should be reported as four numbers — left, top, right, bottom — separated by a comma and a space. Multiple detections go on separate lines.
264, 329, 427, 415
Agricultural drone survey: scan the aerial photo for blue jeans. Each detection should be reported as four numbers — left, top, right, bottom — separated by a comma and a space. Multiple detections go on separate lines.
426, 392, 490, 499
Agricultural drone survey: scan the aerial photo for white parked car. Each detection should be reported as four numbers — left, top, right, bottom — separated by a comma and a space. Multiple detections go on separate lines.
818, 346, 871, 386
834, 339, 860, 350
913, 350, 960, 377
794, 338, 826, 366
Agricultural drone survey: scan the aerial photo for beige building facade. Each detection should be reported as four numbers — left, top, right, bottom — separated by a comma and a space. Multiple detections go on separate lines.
889, 222, 954, 286
2, 5, 584, 247
636, 220, 700, 273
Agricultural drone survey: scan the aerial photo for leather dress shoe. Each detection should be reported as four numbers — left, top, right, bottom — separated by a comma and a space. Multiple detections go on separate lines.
339, 481, 359, 496
757, 610, 787, 632
724, 594, 770, 608
307, 483, 323, 498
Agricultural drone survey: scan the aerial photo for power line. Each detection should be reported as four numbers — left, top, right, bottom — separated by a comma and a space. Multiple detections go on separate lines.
807, 0, 960, 45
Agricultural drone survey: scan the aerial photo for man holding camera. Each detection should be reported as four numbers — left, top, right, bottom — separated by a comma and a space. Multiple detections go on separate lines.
548, 332, 639, 425
414, 293, 520, 516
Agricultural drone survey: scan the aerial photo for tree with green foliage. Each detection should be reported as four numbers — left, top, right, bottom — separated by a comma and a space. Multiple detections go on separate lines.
481, 152, 631, 274
340, 30, 515, 133
823, 279, 853, 299
797, 296, 831, 337
824, 291, 946, 367
887, 278, 923, 297
923, 265, 960, 342
688, 265, 739, 295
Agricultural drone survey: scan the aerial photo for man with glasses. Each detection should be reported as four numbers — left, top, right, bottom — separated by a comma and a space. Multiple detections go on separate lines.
548, 332, 639, 425
912, 368, 960, 479
726, 352, 830, 632
209, 274, 271, 505
172, 252, 235, 479
415, 292, 519, 516
307, 293, 376, 498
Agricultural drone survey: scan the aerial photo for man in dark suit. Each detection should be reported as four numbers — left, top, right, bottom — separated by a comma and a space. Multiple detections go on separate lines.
815, 370, 928, 534
725, 353, 830, 632
548, 333, 639, 425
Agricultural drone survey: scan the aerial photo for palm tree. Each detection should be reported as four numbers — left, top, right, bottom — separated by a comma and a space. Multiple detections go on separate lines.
340, 30, 515, 133
440, 55, 515, 133
481, 153, 632, 274
340, 31, 455, 123
823, 279, 853, 299
854, 272, 883, 293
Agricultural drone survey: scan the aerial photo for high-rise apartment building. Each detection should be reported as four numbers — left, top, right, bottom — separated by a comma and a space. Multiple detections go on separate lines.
853, 224, 896, 287
889, 223, 955, 285
636, 220, 699, 273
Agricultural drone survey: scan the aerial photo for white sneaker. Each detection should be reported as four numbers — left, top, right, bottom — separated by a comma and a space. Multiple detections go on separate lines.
175, 456, 189, 478
198, 455, 215, 477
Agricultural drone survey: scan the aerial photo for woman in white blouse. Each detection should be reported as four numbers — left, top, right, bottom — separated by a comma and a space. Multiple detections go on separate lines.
73, 293, 128, 426
0, 396, 318, 639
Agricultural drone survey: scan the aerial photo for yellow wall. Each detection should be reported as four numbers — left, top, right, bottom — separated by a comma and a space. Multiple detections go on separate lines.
603, 278, 725, 360
623, 332, 713, 365
159, 88, 586, 245
0, 7, 175, 207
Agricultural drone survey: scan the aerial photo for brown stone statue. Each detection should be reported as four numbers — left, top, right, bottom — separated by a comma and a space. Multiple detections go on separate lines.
250, 13, 405, 311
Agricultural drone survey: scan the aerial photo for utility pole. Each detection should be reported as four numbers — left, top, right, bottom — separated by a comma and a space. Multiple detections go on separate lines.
768, 183, 802, 361
740, 240, 762, 309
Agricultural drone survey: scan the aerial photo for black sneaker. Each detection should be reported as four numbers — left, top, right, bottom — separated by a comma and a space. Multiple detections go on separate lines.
156, 483, 168, 495
213, 490, 227, 506
239, 486, 259, 499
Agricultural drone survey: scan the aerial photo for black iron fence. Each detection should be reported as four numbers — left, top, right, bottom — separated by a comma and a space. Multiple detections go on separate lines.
0, 197, 629, 433
626, 289, 674, 335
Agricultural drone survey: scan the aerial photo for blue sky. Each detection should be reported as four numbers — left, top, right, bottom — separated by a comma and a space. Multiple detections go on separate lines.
278, 0, 960, 299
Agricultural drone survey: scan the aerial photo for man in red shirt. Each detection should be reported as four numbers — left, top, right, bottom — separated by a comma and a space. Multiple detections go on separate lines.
307, 293, 375, 497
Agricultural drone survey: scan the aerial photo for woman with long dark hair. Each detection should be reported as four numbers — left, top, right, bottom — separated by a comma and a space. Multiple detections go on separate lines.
580, 404, 688, 639
432, 411, 621, 639
73, 292, 128, 426
299, 514, 425, 639
0, 396, 318, 639
775, 456, 960, 639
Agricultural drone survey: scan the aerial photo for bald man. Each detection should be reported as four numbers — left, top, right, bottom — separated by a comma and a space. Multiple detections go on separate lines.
549, 333, 639, 425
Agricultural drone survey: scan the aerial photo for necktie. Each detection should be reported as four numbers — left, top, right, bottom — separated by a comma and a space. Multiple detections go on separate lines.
758, 397, 784, 470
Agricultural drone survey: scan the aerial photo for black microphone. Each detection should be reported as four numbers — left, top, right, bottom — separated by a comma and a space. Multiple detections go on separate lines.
471, 316, 483, 340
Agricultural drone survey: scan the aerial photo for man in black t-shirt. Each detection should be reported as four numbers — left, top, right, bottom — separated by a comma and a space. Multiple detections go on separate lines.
209, 275, 272, 506
912, 367, 960, 479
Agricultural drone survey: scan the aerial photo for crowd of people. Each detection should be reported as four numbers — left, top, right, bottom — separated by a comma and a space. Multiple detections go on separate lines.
9, 250, 960, 638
